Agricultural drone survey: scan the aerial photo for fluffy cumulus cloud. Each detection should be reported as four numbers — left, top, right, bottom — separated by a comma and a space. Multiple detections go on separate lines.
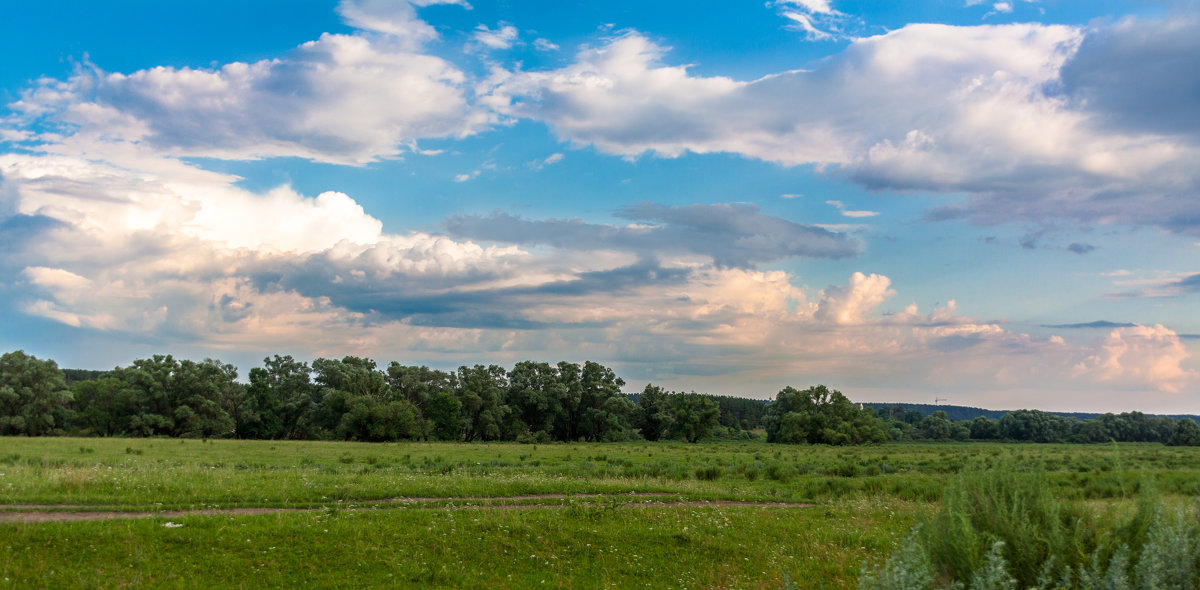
4, 140, 1187, 398
492, 19, 1200, 233
8, 1, 487, 165
1075, 325, 1197, 393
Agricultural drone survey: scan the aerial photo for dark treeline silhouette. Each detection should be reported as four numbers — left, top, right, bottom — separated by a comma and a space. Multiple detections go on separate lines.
3, 349, 1198, 445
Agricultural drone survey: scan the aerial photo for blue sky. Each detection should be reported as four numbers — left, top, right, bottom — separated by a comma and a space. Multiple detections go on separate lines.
2, 0, 1198, 412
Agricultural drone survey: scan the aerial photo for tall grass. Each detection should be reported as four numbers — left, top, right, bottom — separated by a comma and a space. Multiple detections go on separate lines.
921, 462, 1093, 586
858, 459, 1200, 589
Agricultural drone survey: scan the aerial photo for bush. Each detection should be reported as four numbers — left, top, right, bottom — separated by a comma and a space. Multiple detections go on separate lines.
921, 461, 1092, 587
858, 461, 1200, 589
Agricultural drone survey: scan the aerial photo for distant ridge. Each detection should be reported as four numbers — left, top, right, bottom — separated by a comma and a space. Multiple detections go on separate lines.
861, 402, 1200, 424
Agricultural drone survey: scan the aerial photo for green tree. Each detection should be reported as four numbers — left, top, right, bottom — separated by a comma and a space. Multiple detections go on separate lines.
999, 409, 1070, 443
969, 416, 1001, 440
336, 396, 420, 442
572, 361, 632, 442
1167, 418, 1200, 446
244, 355, 315, 439
425, 391, 463, 441
634, 384, 673, 441
312, 356, 388, 399
919, 411, 954, 440
506, 361, 566, 438
70, 377, 136, 436
387, 363, 457, 438
763, 385, 887, 445
666, 392, 719, 443
108, 355, 235, 437
456, 364, 509, 441
0, 350, 73, 436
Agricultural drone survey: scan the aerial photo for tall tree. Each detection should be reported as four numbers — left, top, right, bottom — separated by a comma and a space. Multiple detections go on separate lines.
635, 384, 673, 441
506, 361, 566, 437
764, 385, 888, 445
108, 355, 235, 437
425, 391, 463, 441
71, 377, 136, 436
573, 361, 632, 442
388, 363, 457, 438
244, 355, 315, 439
0, 350, 72, 436
455, 364, 509, 441
667, 392, 719, 443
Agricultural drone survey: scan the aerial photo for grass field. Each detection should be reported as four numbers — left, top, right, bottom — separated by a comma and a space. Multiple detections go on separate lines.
2, 438, 1197, 588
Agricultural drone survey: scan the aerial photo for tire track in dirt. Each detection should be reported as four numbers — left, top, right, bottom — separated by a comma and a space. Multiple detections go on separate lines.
1, 493, 813, 523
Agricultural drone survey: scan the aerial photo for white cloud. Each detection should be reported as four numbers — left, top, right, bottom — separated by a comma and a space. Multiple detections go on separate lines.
815, 272, 895, 325
335, 0, 439, 48
534, 38, 560, 52
776, 0, 837, 15
770, 0, 849, 40
3, 146, 1189, 401
470, 24, 520, 51
528, 152, 564, 170
13, 12, 487, 165
0, 154, 382, 254
826, 199, 878, 218
1075, 325, 1197, 393
492, 21, 1200, 233
454, 169, 481, 182
781, 12, 835, 40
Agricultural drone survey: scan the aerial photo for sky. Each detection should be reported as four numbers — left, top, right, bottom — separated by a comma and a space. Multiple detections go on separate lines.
1, 0, 1198, 413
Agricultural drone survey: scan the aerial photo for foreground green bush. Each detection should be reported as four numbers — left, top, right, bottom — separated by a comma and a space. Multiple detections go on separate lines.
859, 461, 1200, 589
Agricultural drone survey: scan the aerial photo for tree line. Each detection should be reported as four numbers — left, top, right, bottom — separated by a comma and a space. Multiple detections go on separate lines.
4, 349, 1197, 445
874, 405, 1200, 446
1, 350, 765, 443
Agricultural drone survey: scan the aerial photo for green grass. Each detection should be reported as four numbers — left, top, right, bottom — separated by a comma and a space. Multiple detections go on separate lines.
0, 498, 920, 588
2, 437, 1199, 588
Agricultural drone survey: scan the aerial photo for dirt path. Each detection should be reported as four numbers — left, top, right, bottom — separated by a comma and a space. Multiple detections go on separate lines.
0, 493, 813, 523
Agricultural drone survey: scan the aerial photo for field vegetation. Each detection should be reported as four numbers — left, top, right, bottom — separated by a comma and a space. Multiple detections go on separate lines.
2, 437, 1199, 588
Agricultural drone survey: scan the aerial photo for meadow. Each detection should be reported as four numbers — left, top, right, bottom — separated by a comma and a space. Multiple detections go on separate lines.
2, 438, 1198, 588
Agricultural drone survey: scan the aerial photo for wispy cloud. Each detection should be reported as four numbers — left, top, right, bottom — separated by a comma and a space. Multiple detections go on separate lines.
528, 152, 564, 170
826, 200, 879, 218
1104, 272, 1200, 299
445, 202, 861, 267
468, 23, 519, 52
770, 0, 852, 41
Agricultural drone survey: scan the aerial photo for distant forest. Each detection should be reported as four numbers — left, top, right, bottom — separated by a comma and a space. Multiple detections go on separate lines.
3, 350, 1199, 446
862, 402, 1200, 424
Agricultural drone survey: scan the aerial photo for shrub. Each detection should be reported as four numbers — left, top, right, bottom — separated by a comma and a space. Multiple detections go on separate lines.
859, 461, 1200, 590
